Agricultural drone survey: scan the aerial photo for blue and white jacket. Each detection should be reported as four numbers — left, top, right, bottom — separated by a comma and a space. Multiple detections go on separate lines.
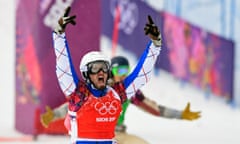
52, 32, 162, 100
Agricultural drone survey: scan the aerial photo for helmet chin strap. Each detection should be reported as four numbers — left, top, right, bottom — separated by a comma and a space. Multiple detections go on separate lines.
92, 83, 106, 90
87, 81, 108, 97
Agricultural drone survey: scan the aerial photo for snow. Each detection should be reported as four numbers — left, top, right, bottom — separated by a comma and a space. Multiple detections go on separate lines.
125, 71, 240, 144
1, 0, 240, 144
1, 70, 240, 144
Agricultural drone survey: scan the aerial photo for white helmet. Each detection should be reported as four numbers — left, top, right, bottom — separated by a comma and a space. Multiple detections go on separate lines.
79, 51, 110, 79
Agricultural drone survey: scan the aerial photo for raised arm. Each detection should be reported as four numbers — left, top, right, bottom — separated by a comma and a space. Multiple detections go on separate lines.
52, 6, 78, 97
131, 90, 201, 120
123, 15, 162, 98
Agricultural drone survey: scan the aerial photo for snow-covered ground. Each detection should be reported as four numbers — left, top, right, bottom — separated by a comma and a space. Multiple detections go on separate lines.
126, 71, 240, 144
1, 70, 240, 144
1, 0, 240, 144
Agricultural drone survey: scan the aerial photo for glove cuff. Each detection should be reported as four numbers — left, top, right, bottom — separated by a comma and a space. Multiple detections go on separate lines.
162, 107, 182, 119
54, 24, 64, 35
151, 35, 162, 47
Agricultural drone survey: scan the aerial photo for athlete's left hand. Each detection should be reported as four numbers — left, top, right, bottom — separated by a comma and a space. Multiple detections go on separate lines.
144, 15, 161, 46
144, 15, 160, 40
181, 102, 201, 120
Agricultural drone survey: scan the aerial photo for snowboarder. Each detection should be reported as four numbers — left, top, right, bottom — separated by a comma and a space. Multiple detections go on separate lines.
51, 6, 162, 144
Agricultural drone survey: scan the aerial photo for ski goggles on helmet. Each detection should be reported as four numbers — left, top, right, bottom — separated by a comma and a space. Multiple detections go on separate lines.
111, 66, 130, 76
88, 61, 110, 74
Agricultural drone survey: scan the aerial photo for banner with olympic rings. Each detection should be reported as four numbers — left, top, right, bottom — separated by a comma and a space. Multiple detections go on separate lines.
101, 0, 234, 102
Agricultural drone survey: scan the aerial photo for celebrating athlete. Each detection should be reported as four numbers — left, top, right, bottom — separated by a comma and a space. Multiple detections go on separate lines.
52, 6, 161, 144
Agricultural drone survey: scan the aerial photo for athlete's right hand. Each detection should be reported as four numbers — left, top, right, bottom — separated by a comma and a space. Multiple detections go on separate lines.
40, 106, 54, 128
55, 6, 76, 34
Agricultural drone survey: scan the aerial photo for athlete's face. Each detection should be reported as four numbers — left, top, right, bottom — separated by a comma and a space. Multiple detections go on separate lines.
88, 61, 109, 89
112, 65, 129, 82
89, 71, 108, 89
113, 75, 126, 83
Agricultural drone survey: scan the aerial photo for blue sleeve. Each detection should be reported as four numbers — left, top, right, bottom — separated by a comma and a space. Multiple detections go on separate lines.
122, 39, 161, 99
123, 41, 151, 88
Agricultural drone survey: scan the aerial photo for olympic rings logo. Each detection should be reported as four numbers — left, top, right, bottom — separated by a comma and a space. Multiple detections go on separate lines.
94, 100, 119, 115
110, 0, 139, 35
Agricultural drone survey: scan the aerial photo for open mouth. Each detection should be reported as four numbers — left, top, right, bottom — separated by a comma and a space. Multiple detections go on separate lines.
98, 76, 105, 83
96, 76, 106, 90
